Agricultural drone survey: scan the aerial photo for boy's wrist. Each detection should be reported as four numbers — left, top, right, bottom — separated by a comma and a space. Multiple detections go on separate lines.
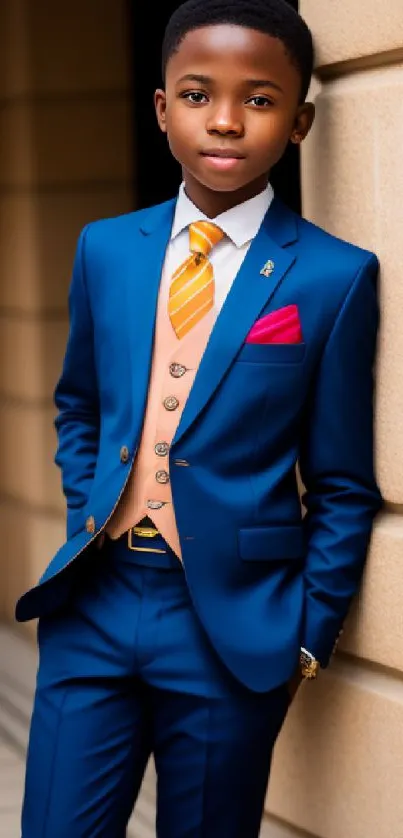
299, 647, 320, 679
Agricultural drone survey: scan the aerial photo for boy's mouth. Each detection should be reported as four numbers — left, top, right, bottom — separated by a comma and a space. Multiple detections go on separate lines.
200, 148, 245, 171
201, 147, 245, 159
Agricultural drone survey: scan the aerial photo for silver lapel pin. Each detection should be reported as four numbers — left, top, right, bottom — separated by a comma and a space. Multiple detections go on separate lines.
260, 259, 275, 278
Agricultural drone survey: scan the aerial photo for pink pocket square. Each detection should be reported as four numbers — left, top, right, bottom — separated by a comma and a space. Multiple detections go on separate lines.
246, 304, 303, 344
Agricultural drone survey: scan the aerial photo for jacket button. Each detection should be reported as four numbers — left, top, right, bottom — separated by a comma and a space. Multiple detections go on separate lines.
120, 445, 130, 464
86, 515, 96, 534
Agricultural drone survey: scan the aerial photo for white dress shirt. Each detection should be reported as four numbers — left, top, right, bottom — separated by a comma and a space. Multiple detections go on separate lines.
160, 182, 274, 312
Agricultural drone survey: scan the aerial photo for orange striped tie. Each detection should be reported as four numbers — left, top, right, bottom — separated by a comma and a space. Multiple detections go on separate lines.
168, 221, 224, 339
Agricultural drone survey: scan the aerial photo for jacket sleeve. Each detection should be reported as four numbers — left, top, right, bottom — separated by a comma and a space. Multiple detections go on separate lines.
54, 225, 100, 539
299, 253, 383, 667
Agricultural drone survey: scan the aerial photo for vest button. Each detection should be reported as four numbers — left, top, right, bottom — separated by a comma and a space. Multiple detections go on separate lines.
86, 515, 96, 534
156, 470, 170, 484
155, 442, 170, 457
147, 500, 165, 510
120, 445, 130, 464
163, 396, 179, 411
169, 362, 187, 378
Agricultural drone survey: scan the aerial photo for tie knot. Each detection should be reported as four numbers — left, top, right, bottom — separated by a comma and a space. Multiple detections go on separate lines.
189, 221, 224, 257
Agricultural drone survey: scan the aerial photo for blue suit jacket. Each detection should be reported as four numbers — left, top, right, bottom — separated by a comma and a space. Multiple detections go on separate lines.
16, 196, 382, 692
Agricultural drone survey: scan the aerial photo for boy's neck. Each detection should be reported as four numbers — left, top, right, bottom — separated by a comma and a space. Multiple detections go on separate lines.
182, 172, 270, 218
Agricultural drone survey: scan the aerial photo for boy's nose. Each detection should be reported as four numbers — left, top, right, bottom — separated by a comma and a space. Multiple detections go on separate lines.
206, 104, 244, 137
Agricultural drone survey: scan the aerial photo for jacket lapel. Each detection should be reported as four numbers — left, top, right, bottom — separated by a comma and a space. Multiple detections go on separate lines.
172, 197, 298, 448
125, 199, 175, 438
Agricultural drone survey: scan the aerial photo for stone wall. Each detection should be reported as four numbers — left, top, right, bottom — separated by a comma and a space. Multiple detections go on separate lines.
265, 3, 403, 836
0, 0, 133, 627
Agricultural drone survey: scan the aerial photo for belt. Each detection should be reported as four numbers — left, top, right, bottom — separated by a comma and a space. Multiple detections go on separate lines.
128, 516, 166, 554
108, 518, 181, 570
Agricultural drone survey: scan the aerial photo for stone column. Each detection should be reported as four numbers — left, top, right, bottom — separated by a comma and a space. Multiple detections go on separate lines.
263, 4, 403, 836
0, 0, 133, 628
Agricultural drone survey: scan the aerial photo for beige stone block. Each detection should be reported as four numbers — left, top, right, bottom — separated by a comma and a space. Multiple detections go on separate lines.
0, 500, 65, 622
301, 65, 403, 503
261, 818, 310, 837
340, 513, 403, 671
0, 401, 63, 511
0, 98, 132, 188
0, 1, 29, 98
0, 187, 133, 310
301, 0, 403, 70
0, 0, 130, 98
267, 662, 403, 837
0, 316, 68, 401
24, 0, 130, 95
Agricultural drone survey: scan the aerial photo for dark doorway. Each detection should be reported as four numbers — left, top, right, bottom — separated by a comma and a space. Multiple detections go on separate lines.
130, 0, 300, 212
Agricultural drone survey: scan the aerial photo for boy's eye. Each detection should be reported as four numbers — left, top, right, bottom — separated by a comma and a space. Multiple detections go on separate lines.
247, 95, 274, 108
181, 91, 208, 104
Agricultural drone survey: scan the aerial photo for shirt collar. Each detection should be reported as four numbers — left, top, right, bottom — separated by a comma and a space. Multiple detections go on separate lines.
171, 182, 274, 248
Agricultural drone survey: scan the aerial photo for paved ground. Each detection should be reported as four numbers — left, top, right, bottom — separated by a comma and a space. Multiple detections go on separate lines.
0, 625, 293, 838
0, 733, 25, 838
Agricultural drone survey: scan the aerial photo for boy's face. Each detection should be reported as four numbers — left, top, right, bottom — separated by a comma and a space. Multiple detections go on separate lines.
155, 24, 314, 215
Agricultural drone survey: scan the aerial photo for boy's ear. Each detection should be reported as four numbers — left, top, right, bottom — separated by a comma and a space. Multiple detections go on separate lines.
154, 89, 168, 133
290, 102, 315, 145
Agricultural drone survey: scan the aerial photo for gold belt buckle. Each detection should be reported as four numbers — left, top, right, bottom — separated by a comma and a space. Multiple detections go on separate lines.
132, 526, 159, 538
127, 526, 166, 554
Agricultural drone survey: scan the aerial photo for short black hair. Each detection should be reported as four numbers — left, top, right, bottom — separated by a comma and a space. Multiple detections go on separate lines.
162, 0, 314, 103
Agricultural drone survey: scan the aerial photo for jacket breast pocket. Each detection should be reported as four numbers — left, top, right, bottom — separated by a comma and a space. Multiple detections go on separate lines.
236, 343, 306, 364
238, 525, 305, 562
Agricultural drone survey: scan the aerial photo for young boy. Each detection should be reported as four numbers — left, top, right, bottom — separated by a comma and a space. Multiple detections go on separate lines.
17, 0, 382, 835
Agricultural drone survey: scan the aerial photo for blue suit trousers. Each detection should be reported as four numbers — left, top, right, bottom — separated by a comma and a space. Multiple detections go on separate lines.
22, 533, 290, 838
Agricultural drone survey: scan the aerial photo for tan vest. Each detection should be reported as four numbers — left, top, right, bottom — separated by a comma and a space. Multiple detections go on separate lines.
107, 281, 216, 557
